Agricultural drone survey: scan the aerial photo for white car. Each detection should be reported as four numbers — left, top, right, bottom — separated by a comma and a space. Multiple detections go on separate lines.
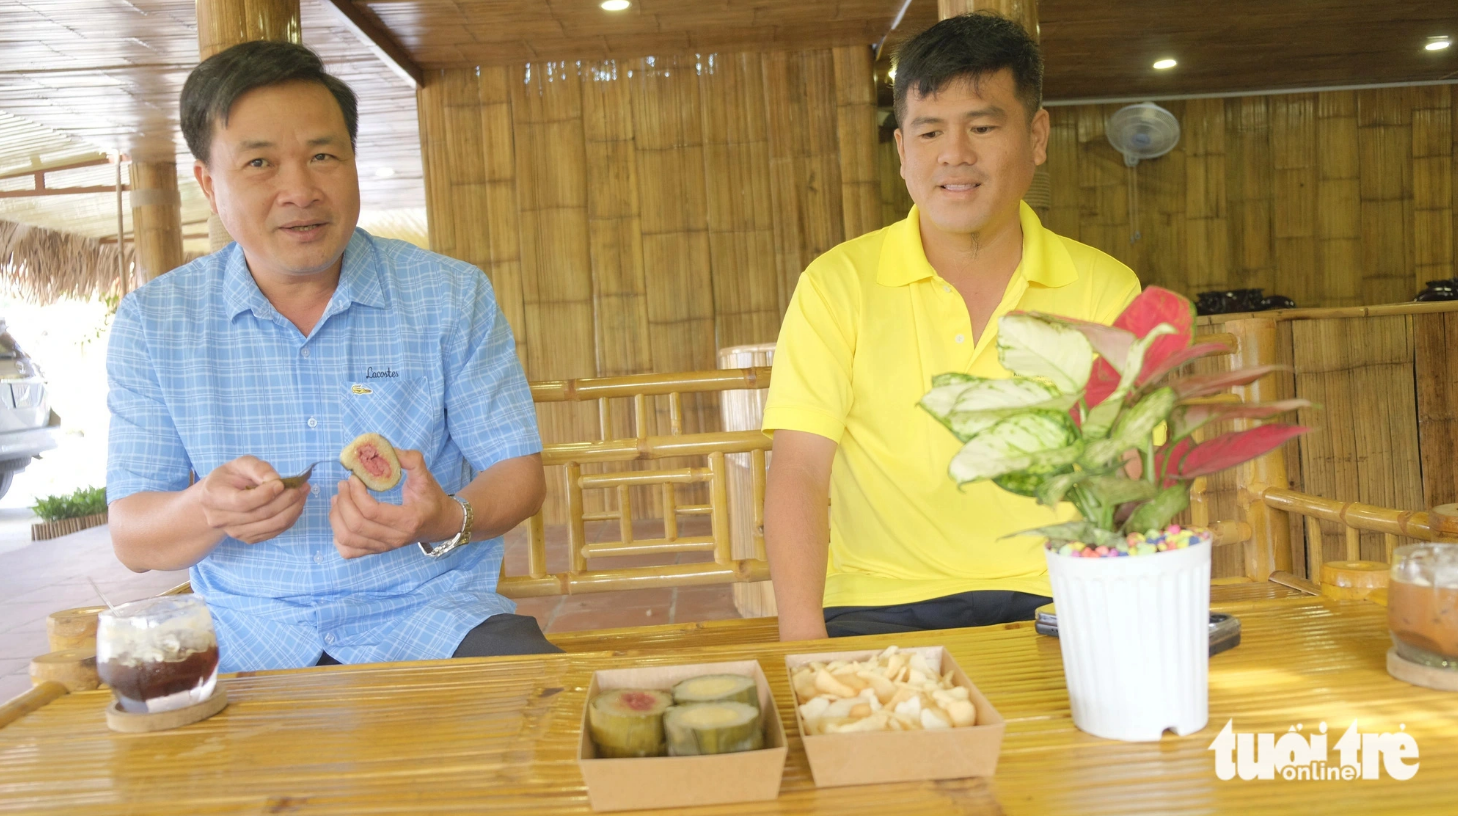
0, 319, 59, 500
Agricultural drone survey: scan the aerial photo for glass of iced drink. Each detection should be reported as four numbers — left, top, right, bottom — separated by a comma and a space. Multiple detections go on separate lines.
97, 595, 221, 714
1388, 543, 1458, 670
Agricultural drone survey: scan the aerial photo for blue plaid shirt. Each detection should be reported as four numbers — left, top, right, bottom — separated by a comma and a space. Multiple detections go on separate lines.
106, 230, 542, 673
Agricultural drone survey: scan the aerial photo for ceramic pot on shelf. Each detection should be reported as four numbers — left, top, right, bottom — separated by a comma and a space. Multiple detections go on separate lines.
1043, 532, 1211, 742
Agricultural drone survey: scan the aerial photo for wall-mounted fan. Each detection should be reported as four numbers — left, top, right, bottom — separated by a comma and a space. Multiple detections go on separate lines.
1105, 102, 1181, 243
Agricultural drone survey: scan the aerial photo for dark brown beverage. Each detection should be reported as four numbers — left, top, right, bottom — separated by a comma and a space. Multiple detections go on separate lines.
96, 595, 221, 714
99, 646, 220, 713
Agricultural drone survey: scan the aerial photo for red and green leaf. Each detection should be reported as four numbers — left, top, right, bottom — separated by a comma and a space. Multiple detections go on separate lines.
1170, 399, 1310, 439
1113, 286, 1195, 376
1170, 364, 1286, 400
1087, 287, 1197, 406
1135, 341, 1232, 388
1164, 424, 1310, 480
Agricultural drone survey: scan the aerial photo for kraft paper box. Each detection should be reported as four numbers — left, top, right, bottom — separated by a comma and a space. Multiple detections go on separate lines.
577, 659, 788, 812
785, 645, 1006, 788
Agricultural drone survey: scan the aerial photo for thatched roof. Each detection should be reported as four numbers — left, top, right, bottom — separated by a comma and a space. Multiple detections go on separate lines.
0, 218, 134, 305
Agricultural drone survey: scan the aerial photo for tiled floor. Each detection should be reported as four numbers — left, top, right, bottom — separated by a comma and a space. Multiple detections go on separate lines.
0, 521, 189, 703
502, 515, 742, 634
0, 514, 742, 703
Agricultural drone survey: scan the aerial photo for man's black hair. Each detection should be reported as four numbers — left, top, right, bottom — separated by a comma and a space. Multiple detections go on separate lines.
892, 12, 1043, 126
181, 40, 358, 165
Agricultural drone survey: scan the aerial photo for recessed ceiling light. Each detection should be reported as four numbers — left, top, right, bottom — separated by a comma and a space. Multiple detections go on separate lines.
1427, 37, 1452, 51
374, 167, 396, 179
1153, 58, 1177, 70
601, 0, 630, 10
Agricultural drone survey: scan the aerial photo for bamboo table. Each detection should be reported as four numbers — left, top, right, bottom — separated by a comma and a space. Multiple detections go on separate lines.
2, 591, 1455, 815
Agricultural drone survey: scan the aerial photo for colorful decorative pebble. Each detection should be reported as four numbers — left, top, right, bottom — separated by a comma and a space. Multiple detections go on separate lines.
1050, 526, 1211, 558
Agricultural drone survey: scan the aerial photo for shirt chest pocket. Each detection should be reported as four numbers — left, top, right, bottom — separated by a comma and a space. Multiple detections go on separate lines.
340, 377, 438, 457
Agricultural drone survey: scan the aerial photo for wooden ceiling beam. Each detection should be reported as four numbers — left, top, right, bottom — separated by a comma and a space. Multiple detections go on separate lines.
320, 0, 424, 89
0, 154, 113, 182
0, 185, 129, 199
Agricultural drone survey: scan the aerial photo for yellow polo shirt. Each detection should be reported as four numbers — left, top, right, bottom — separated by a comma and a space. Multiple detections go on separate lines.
763, 202, 1140, 607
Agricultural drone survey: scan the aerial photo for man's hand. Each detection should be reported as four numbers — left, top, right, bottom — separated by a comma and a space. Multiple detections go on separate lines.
197, 455, 311, 544
329, 449, 461, 559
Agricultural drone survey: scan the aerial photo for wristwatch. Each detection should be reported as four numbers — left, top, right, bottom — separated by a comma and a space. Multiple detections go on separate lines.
419, 494, 473, 558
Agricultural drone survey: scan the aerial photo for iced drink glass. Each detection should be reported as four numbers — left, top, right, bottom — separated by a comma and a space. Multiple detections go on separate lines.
1388, 543, 1458, 670
96, 595, 220, 714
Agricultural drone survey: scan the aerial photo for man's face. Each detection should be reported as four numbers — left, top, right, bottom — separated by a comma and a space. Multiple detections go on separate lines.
895, 69, 1049, 239
195, 80, 360, 279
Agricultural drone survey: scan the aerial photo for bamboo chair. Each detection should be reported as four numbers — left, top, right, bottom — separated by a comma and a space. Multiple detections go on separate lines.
499, 367, 772, 599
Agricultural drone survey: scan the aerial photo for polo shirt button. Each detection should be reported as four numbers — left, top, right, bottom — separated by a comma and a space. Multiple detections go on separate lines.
315, 553, 324, 564
300, 347, 310, 358
307, 417, 318, 428
311, 484, 320, 496
324, 633, 336, 645
954, 334, 965, 344
943, 285, 951, 293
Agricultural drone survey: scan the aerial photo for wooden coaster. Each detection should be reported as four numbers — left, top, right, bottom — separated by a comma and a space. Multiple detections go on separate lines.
29, 648, 99, 692
105, 688, 228, 733
1320, 561, 1389, 601
1387, 648, 1458, 692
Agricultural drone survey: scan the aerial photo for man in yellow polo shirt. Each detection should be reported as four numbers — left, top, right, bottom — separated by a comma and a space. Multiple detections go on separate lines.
763, 13, 1140, 640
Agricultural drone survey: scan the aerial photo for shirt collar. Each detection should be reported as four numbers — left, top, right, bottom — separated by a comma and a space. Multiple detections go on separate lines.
876, 200, 1079, 289
223, 229, 388, 321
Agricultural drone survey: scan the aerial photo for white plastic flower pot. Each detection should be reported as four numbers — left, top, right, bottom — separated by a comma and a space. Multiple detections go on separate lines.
1044, 539, 1211, 742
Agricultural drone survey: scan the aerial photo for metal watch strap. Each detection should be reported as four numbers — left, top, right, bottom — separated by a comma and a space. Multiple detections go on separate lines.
418, 494, 473, 558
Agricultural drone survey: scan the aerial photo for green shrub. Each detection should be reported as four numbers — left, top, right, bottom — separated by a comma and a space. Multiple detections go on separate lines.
32, 485, 107, 522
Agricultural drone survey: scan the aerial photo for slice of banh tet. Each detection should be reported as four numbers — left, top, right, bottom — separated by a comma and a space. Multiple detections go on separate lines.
339, 432, 402, 491
663, 702, 763, 756
670, 674, 759, 709
589, 688, 674, 758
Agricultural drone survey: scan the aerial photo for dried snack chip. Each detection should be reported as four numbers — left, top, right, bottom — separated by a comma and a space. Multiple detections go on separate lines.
790, 646, 977, 736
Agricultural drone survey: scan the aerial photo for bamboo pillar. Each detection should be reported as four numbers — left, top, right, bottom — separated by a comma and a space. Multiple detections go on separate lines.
936, 0, 1049, 219
128, 160, 185, 281
937, 0, 1038, 38
196, 0, 302, 251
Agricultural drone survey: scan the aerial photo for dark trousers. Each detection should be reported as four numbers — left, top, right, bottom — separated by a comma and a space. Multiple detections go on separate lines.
316, 613, 563, 666
823, 590, 1051, 638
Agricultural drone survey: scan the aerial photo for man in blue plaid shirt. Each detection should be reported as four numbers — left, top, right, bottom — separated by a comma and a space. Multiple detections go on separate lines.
105, 41, 557, 673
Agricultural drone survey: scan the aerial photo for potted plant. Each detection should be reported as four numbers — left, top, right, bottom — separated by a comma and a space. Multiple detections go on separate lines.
31, 485, 109, 541
919, 286, 1309, 742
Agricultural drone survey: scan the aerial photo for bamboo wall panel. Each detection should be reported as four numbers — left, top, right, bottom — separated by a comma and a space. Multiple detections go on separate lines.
876, 137, 913, 228
1291, 316, 1425, 566
420, 47, 881, 520
1412, 86, 1454, 294
1270, 94, 1319, 310
763, 49, 847, 315
832, 46, 880, 241
1413, 311, 1458, 509
1316, 91, 1363, 306
878, 87, 1458, 307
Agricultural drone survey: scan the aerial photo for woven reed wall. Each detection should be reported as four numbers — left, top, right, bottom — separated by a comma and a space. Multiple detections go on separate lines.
1194, 305, 1458, 579
874, 86, 1455, 308
419, 48, 881, 521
